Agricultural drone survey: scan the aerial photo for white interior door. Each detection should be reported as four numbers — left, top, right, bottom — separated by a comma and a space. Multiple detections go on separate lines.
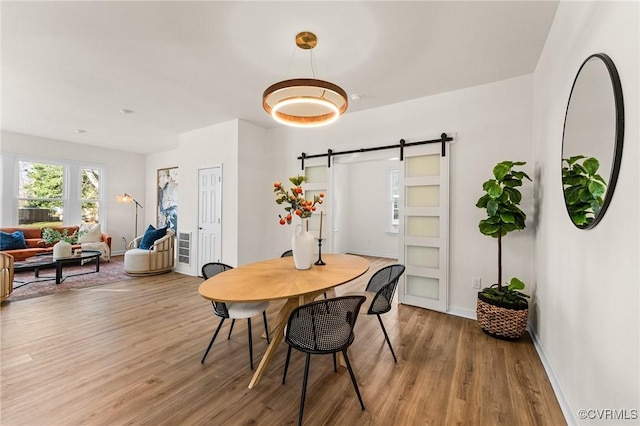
398, 145, 449, 312
197, 166, 222, 275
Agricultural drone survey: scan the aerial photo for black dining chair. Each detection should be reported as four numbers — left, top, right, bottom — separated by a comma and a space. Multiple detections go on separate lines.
200, 262, 270, 370
282, 295, 367, 426
347, 264, 405, 362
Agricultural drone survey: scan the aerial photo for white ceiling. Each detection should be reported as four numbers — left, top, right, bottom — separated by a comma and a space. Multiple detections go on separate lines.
1, 1, 558, 155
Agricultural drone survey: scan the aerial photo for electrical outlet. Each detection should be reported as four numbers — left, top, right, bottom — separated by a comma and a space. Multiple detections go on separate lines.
472, 277, 482, 289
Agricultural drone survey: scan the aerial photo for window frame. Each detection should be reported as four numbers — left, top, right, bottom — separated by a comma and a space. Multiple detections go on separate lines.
12, 156, 106, 227
388, 168, 399, 234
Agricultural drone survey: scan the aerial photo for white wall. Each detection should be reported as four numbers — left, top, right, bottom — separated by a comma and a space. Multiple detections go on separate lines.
265, 74, 535, 316
237, 120, 273, 265
148, 120, 240, 274
532, 2, 639, 424
0, 130, 145, 253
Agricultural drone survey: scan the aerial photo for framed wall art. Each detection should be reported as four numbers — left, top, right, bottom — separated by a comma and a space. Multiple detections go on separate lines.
157, 166, 178, 232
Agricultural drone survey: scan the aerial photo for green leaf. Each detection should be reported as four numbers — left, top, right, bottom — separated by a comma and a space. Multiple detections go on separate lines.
475, 194, 490, 208
512, 161, 526, 166
583, 157, 600, 175
508, 277, 525, 291
500, 213, 515, 223
487, 182, 503, 199
487, 199, 499, 216
588, 180, 606, 197
479, 221, 499, 236
503, 187, 522, 204
485, 215, 501, 224
564, 175, 588, 187
567, 155, 586, 164
566, 187, 581, 204
503, 179, 522, 188
571, 211, 587, 225
503, 223, 517, 232
579, 187, 594, 202
593, 174, 606, 184
572, 163, 587, 174
493, 163, 511, 181
513, 214, 526, 228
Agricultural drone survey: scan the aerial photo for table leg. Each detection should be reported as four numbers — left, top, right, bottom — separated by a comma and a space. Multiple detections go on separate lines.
249, 290, 331, 389
248, 297, 299, 389
55, 262, 62, 284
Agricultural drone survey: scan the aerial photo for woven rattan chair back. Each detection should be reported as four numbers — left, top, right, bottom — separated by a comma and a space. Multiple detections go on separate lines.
364, 264, 405, 315
283, 295, 367, 425
201, 262, 233, 317
285, 296, 366, 354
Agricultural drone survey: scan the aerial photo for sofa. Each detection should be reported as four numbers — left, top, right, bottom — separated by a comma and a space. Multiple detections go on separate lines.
0, 226, 112, 261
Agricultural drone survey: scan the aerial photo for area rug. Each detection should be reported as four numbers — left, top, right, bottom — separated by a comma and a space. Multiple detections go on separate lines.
8, 255, 133, 302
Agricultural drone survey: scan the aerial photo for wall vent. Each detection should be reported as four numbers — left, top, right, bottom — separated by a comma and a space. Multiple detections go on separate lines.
178, 232, 191, 264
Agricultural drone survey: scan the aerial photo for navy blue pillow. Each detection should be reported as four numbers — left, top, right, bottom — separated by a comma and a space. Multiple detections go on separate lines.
0, 230, 27, 250
139, 225, 168, 250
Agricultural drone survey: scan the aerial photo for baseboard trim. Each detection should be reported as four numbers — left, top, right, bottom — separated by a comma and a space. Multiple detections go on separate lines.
446, 305, 476, 320
528, 327, 574, 425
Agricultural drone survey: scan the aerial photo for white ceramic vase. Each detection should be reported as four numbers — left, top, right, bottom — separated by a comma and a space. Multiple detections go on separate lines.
53, 240, 72, 259
292, 218, 315, 270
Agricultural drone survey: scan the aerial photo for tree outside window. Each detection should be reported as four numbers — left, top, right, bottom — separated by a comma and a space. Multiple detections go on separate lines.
18, 161, 65, 225
81, 168, 100, 224
16, 160, 104, 227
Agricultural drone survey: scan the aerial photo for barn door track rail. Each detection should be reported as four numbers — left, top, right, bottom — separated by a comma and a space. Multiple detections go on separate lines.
297, 132, 453, 170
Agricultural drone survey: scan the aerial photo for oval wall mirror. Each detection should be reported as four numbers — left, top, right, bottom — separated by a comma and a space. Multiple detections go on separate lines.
561, 53, 624, 229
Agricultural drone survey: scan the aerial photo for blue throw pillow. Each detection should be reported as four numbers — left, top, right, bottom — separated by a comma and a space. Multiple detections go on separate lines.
0, 230, 28, 250
139, 225, 168, 250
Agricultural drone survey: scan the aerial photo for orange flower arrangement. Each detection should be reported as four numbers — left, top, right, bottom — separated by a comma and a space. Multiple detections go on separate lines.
273, 175, 324, 225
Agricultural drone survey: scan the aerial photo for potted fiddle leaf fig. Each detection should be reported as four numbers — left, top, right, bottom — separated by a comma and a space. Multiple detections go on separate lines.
562, 155, 607, 228
475, 161, 531, 340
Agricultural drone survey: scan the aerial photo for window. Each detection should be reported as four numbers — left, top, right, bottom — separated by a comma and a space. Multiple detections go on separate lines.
80, 168, 100, 224
388, 169, 399, 233
16, 159, 105, 227
18, 161, 65, 225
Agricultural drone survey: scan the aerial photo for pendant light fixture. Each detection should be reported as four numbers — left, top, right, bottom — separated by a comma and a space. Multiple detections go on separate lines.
263, 31, 348, 128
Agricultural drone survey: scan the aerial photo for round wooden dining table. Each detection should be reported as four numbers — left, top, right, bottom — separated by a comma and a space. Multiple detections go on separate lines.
198, 253, 370, 389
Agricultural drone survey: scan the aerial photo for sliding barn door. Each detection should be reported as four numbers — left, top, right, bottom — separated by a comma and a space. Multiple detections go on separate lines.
302, 163, 330, 253
398, 145, 449, 312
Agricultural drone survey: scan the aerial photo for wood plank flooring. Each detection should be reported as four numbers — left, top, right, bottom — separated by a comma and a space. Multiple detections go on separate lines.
0, 256, 565, 425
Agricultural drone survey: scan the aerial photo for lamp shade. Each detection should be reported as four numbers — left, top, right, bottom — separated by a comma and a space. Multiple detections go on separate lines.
263, 32, 348, 128
263, 78, 348, 128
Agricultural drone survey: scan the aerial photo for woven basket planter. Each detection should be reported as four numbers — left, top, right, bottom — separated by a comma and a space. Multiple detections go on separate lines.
476, 292, 528, 340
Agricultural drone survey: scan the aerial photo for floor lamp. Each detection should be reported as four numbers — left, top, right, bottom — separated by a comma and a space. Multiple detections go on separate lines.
117, 193, 144, 239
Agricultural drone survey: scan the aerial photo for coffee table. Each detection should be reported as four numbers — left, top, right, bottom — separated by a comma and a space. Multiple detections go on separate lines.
14, 250, 101, 285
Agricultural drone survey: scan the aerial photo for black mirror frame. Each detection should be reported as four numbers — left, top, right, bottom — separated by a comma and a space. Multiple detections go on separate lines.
561, 53, 625, 230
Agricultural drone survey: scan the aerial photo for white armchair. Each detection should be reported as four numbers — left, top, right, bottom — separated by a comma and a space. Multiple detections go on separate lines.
124, 229, 175, 275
